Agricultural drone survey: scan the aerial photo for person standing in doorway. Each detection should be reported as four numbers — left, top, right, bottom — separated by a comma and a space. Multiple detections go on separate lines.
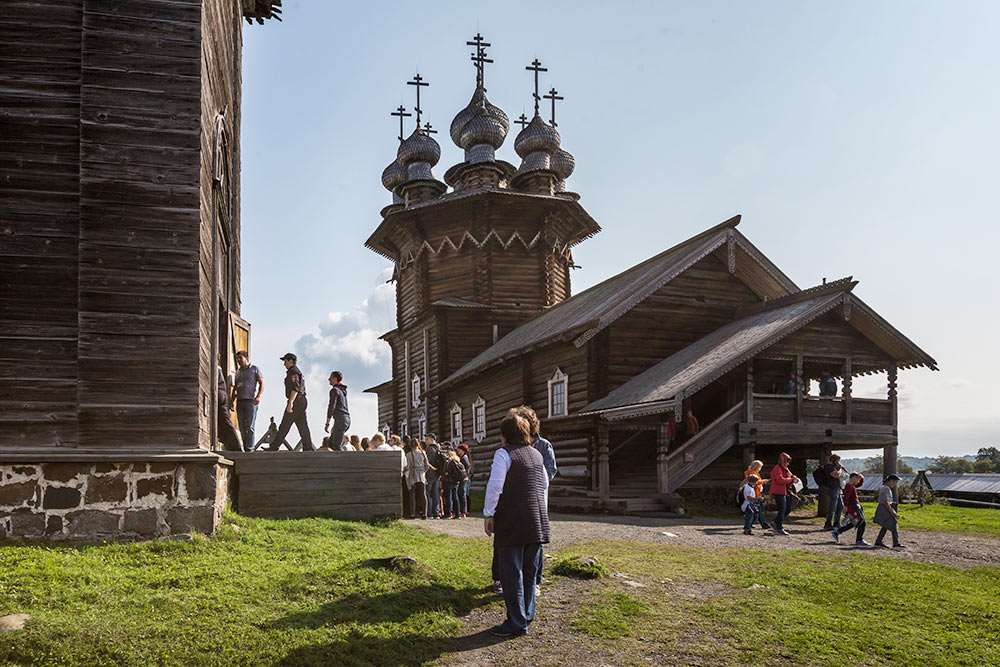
231, 350, 264, 451
324, 371, 350, 452
216, 364, 243, 452
267, 353, 313, 451
484, 413, 550, 637
819, 369, 838, 397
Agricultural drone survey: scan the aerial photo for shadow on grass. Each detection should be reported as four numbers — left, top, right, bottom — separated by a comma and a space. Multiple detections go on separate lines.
275, 628, 509, 667
268, 584, 508, 666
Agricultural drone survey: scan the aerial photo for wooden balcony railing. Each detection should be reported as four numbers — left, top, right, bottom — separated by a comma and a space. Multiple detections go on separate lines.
751, 394, 892, 426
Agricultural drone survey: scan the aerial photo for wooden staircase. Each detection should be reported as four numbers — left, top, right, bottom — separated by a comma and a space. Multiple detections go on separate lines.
664, 400, 743, 494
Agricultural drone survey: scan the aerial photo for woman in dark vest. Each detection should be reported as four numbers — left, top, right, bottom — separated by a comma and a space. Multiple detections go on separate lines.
483, 413, 550, 637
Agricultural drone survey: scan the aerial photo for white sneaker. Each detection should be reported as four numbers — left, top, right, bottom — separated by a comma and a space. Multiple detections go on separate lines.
493, 580, 502, 594
535, 584, 542, 598
780, 528, 791, 536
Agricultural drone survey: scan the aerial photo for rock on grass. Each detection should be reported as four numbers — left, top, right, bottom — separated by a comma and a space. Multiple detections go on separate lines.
552, 556, 609, 579
0, 614, 30, 633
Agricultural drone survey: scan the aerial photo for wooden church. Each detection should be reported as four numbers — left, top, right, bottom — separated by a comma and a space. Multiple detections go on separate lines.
366, 38, 938, 512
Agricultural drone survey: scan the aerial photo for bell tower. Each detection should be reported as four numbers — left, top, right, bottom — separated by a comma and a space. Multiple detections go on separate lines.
365, 35, 600, 437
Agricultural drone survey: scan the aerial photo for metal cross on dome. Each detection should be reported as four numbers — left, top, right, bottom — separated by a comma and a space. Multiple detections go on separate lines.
515, 113, 529, 130
525, 58, 548, 115
467, 33, 493, 89
406, 73, 429, 128
543, 87, 564, 127
390, 105, 411, 142
423, 122, 437, 135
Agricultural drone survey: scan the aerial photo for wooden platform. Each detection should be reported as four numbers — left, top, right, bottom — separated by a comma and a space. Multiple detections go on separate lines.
227, 451, 403, 520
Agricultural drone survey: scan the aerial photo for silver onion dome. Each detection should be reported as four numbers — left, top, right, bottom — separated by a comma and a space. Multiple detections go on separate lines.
397, 128, 441, 168
550, 148, 575, 180
381, 158, 407, 191
459, 98, 509, 151
514, 114, 561, 159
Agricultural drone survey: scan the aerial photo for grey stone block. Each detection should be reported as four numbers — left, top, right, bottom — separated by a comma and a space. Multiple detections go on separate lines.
42, 486, 81, 510
10, 511, 45, 536
123, 509, 159, 536
0, 481, 37, 508
166, 506, 216, 535
66, 510, 120, 536
85, 474, 127, 504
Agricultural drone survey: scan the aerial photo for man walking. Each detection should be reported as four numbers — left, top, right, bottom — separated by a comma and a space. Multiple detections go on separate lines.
267, 353, 313, 452
424, 433, 442, 519
231, 350, 264, 450
324, 371, 350, 452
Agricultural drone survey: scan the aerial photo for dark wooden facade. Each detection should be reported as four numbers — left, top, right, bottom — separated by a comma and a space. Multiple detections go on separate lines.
1, 1, 280, 539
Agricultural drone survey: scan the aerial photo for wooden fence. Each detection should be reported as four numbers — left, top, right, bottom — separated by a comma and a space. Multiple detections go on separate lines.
226, 451, 402, 520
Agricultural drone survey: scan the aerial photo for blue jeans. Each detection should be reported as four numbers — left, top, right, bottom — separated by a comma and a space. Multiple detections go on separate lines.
496, 542, 542, 632
461, 479, 470, 515
443, 482, 460, 517
426, 474, 440, 518
235, 400, 258, 450
743, 504, 758, 531
773, 494, 790, 530
329, 413, 350, 451
822, 487, 844, 527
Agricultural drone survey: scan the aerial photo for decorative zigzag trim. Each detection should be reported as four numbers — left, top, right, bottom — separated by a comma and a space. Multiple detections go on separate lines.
396, 229, 572, 268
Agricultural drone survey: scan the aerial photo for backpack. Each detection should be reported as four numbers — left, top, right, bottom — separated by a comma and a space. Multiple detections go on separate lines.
735, 485, 746, 509
812, 466, 828, 488
426, 444, 441, 470
447, 459, 465, 484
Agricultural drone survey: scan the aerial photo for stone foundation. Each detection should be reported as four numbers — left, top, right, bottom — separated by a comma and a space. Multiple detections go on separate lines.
0, 460, 230, 541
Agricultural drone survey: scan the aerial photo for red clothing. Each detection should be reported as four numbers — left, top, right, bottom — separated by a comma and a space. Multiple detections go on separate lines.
843, 482, 860, 516
770, 464, 794, 496
684, 415, 699, 435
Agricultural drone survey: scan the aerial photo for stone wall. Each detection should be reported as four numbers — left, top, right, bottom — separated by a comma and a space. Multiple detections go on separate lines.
0, 460, 230, 540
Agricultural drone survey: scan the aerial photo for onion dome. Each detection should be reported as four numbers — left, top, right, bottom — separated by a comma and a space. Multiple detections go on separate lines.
381, 158, 407, 192
397, 128, 441, 168
550, 148, 575, 180
450, 87, 510, 164
513, 113, 561, 173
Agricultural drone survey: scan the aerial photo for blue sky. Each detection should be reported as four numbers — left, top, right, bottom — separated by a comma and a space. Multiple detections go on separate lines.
238, 1, 998, 456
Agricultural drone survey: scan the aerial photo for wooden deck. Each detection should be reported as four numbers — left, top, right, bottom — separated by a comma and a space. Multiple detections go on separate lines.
226, 451, 403, 520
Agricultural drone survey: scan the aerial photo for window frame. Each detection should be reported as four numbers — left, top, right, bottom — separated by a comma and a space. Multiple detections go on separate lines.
547, 367, 569, 418
450, 403, 463, 441
472, 395, 486, 443
411, 374, 422, 409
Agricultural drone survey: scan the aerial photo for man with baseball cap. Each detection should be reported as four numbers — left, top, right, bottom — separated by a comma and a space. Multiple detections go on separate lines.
267, 353, 314, 451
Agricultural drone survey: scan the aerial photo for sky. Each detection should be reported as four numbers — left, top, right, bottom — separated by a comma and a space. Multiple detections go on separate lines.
238, 1, 999, 457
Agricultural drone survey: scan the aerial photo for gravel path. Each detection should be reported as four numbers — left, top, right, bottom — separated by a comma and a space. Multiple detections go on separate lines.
404, 511, 1000, 569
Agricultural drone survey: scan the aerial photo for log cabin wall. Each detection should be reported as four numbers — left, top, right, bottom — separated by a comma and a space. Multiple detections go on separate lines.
763, 310, 892, 370
197, 0, 243, 448
0, 1, 83, 448
604, 255, 760, 394
76, 0, 204, 449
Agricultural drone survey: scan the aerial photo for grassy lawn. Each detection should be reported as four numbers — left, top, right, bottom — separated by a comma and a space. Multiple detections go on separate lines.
0, 514, 997, 666
810, 503, 1000, 537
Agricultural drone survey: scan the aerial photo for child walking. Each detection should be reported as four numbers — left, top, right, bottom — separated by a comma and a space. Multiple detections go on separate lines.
740, 473, 761, 534
832, 472, 869, 546
743, 459, 771, 530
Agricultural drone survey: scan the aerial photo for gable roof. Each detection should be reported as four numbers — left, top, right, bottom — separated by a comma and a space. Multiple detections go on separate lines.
579, 280, 937, 418
579, 286, 853, 418
435, 215, 798, 391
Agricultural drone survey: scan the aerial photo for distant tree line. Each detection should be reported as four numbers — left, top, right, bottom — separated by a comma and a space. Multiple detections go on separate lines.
927, 447, 1000, 474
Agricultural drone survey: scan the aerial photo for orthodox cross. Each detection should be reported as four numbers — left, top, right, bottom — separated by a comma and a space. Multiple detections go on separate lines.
515, 113, 529, 130
423, 122, 437, 135
467, 33, 493, 89
543, 87, 563, 127
525, 58, 547, 114
390, 105, 411, 142
406, 73, 429, 127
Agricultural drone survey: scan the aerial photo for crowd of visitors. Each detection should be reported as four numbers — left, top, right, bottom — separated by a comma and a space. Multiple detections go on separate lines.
738, 452, 905, 549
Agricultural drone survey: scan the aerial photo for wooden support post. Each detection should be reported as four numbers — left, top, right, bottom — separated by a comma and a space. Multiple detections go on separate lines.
884, 364, 898, 477
745, 360, 754, 423
741, 444, 756, 469
656, 421, 670, 495
843, 357, 852, 425
818, 443, 833, 517
795, 354, 803, 424
598, 423, 610, 506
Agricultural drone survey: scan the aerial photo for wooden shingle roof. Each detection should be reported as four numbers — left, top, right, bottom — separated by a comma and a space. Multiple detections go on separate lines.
435, 215, 796, 391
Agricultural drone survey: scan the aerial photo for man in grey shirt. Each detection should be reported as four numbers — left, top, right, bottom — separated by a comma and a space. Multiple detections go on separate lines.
873, 474, 904, 549
231, 351, 264, 450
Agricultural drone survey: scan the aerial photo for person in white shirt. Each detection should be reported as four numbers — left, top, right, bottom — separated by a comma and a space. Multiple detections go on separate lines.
740, 473, 760, 535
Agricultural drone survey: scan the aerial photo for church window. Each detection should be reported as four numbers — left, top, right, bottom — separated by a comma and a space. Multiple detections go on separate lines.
381, 423, 391, 438
548, 368, 568, 417
418, 411, 427, 438
450, 403, 463, 441
398, 420, 408, 437
412, 374, 422, 408
472, 396, 486, 442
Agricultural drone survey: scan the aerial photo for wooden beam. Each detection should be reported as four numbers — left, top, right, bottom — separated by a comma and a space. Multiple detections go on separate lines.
745, 359, 754, 423
795, 354, 803, 424
656, 420, 670, 494
597, 423, 610, 506
843, 357, 852, 425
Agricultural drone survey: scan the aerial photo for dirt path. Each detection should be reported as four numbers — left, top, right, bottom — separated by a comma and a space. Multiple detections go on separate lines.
404, 511, 1000, 569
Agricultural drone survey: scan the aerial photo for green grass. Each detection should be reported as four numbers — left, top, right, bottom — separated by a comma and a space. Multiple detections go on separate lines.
1, 513, 998, 666
551, 555, 609, 579
811, 503, 1000, 537
556, 540, 1000, 666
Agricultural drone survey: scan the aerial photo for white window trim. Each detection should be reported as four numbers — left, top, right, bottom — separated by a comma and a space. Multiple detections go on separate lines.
381, 423, 391, 437
450, 403, 463, 441
398, 420, 408, 437
417, 410, 427, 438
472, 395, 486, 443
548, 367, 569, 418
411, 374, 422, 409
